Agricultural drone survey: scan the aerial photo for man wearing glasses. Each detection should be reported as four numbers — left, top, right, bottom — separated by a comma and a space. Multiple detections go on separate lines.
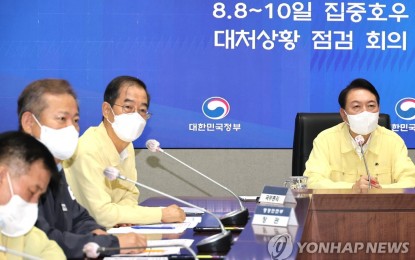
64, 76, 185, 228
18, 78, 147, 258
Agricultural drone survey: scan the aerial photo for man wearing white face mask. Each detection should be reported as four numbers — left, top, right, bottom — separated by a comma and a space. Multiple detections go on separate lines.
0, 131, 65, 259
64, 75, 185, 228
18, 79, 147, 258
304, 78, 415, 190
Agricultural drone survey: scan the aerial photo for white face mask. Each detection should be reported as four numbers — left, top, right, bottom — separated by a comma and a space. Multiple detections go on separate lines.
33, 115, 79, 160
0, 173, 38, 237
345, 110, 379, 135
107, 108, 146, 143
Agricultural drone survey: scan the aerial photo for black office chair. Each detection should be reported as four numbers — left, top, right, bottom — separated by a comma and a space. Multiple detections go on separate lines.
291, 112, 391, 176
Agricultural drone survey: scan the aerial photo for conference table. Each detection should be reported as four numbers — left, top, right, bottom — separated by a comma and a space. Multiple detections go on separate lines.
141, 194, 308, 259
141, 188, 415, 259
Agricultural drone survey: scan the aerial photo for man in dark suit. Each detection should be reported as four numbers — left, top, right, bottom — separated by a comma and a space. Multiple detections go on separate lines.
17, 78, 147, 259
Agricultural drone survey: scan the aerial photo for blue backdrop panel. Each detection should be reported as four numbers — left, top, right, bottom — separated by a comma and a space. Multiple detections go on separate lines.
0, 0, 414, 148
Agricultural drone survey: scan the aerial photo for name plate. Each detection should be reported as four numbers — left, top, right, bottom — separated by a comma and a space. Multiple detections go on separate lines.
252, 205, 298, 227
258, 186, 296, 205
252, 224, 299, 243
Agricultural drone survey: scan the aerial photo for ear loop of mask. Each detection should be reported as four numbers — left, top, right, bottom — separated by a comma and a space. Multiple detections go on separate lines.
343, 109, 351, 126
106, 105, 116, 125
31, 113, 42, 128
6, 172, 15, 196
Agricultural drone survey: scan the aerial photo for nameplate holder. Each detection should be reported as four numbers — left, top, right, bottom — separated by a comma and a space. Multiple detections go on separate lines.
252, 224, 299, 243
252, 205, 298, 227
258, 186, 296, 205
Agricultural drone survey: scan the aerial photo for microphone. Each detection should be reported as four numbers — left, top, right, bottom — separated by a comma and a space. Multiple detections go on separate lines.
103, 167, 232, 253
0, 245, 41, 260
83, 241, 198, 259
355, 135, 371, 189
145, 139, 249, 226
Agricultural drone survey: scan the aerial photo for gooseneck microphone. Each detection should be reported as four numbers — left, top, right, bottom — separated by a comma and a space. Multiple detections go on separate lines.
103, 167, 232, 253
145, 139, 249, 226
83, 241, 198, 259
0, 246, 41, 260
355, 135, 371, 189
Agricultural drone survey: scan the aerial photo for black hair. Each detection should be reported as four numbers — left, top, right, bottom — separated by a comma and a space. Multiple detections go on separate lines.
0, 131, 58, 179
103, 75, 150, 107
338, 78, 380, 109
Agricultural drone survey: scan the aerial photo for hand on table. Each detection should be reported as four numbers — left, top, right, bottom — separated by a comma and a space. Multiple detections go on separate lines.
161, 204, 186, 223
352, 175, 381, 190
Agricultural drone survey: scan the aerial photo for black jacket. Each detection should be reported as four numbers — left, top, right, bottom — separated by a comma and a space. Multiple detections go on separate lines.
35, 170, 120, 259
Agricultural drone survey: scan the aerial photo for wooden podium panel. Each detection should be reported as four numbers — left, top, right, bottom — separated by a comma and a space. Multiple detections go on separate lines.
299, 189, 415, 260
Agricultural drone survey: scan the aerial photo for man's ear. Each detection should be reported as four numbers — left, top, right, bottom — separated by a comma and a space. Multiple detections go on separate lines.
21, 111, 36, 134
0, 165, 7, 184
340, 108, 348, 123
102, 102, 111, 120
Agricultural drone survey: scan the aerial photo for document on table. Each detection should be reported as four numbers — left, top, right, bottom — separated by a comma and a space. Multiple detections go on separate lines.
107, 222, 190, 234
107, 216, 201, 234
181, 206, 205, 215
104, 239, 194, 258
184, 216, 202, 228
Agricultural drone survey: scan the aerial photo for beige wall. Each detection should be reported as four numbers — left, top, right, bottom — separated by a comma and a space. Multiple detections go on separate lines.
135, 149, 415, 202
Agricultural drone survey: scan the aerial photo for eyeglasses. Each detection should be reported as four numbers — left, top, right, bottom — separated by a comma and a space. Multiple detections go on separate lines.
113, 104, 152, 119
